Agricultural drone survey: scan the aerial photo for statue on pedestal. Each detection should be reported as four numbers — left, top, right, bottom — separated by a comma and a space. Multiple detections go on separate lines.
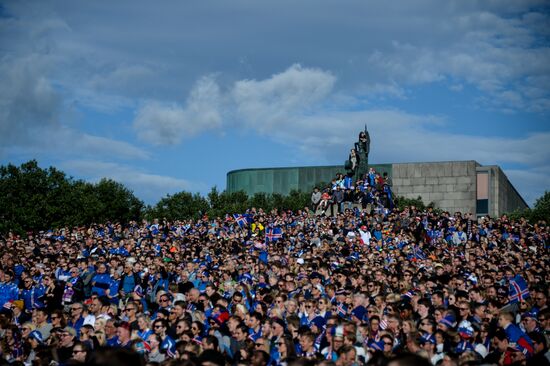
345, 125, 370, 180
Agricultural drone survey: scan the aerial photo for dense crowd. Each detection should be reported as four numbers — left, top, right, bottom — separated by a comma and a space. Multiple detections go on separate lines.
0, 169, 548, 366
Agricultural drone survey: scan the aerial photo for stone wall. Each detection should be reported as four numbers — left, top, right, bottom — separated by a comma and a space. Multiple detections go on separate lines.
392, 161, 479, 214
487, 166, 529, 215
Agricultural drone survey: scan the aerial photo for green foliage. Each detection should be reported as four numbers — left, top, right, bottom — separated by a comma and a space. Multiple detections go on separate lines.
395, 195, 426, 211
206, 187, 249, 218
148, 191, 209, 221
508, 191, 550, 223
532, 191, 550, 222
0, 160, 144, 234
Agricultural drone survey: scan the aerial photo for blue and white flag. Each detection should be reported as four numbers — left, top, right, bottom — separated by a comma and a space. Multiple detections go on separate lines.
233, 214, 249, 228
508, 275, 530, 303
265, 227, 283, 243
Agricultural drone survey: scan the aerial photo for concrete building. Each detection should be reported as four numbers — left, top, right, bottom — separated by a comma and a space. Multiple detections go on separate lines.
226, 160, 528, 217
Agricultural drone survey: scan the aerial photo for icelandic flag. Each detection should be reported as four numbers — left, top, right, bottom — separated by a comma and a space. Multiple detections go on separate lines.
508, 275, 530, 303
233, 214, 249, 228
408, 245, 426, 262
336, 302, 348, 318
265, 227, 283, 242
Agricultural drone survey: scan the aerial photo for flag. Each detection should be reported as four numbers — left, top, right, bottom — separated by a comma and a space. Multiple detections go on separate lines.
508, 275, 529, 303
265, 227, 283, 242
336, 302, 348, 318
408, 245, 426, 261
233, 214, 249, 228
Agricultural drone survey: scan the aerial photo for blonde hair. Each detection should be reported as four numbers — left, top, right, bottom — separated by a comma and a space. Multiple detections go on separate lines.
22, 322, 36, 331
94, 318, 107, 332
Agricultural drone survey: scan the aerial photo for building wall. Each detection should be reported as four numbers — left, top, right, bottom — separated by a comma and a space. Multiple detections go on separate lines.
392, 161, 478, 214
487, 166, 528, 216
227, 161, 527, 216
227, 164, 392, 196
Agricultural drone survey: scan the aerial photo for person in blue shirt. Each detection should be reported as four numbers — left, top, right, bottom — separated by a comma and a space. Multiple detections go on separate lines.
153, 318, 176, 358
0, 270, 19, 308
20, 276, 45, 311
91, 263, 111, 297
107, 271, 120, 304
67, 302, 85, 335
105, 319, 119, 347
119, 262, 141, 300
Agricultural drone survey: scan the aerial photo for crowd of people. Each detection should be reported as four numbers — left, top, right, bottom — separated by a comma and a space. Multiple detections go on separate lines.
0, 169, 548, 366
310, 168, 394, 216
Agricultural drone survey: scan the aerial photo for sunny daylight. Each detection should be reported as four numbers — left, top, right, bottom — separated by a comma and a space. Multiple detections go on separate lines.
0, 1, 549, 366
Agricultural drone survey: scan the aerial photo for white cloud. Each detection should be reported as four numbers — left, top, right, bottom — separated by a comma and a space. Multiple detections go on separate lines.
61, 160, 199, 204
365, 8, 550, 112
133, 76, 222, 145
232, 64, 336, 130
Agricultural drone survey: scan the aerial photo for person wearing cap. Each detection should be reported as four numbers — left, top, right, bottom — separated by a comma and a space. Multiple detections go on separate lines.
56, 327, 77, 363
419, 332, 442, 365
26, 330, 44, 364
398, 301, 414, 321
522, 312, 541, 333
455, 320, 475, 354
321, 325, 345, 361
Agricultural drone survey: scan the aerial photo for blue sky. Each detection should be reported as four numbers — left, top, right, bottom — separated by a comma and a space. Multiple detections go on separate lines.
1, 0, 549, 206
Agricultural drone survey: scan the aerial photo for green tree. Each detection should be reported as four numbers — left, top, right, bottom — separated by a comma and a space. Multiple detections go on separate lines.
249, 192, 272, 211
93, 179, 144, 223
150, 191, 209, 220
283, 190, 310, 211
395, 195, 426, 211
530, 191, 550, 222
0, 160, 144, 234
507, 191, 549, 223
0, 160, 73, 233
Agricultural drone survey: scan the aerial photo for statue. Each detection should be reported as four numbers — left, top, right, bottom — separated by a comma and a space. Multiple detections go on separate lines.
345, 125, 370, 180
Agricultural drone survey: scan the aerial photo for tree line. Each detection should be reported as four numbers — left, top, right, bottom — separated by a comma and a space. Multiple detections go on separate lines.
0, 161, 310, 234
1, 161, 547, 235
